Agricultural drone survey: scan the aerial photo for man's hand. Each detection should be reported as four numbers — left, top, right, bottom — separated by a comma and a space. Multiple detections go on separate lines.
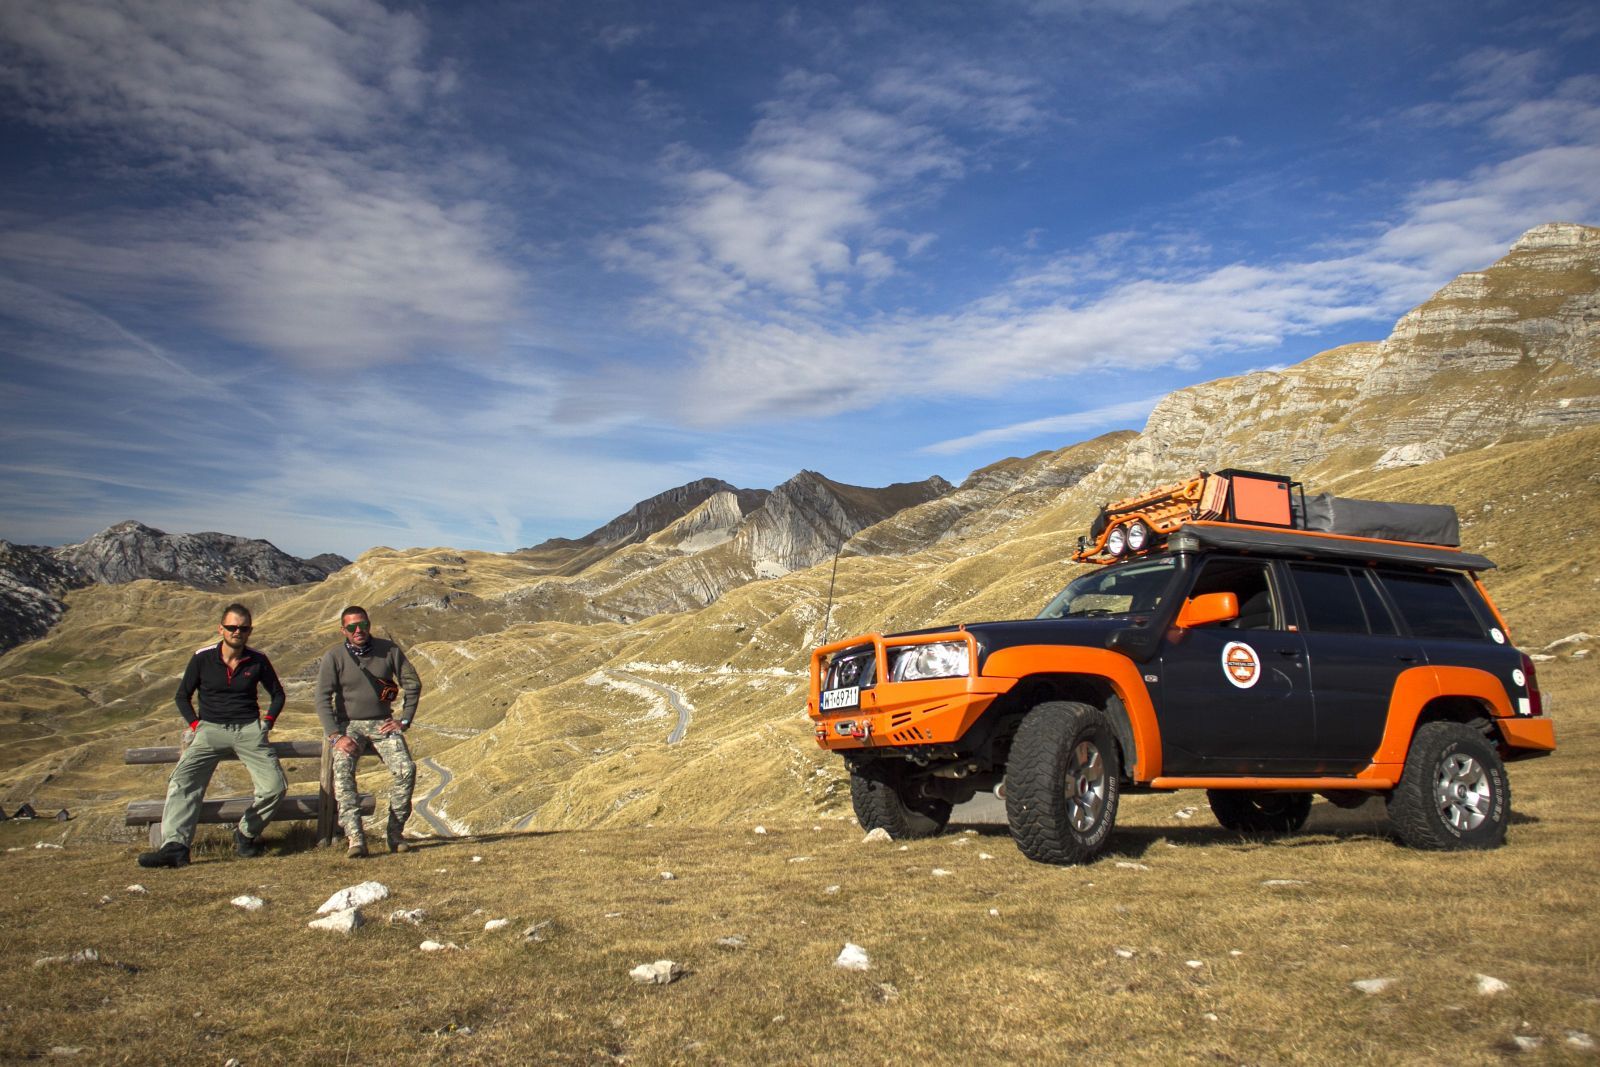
181, 723, 198, 750
332, 734, 359, 757
378, 718, 403, 736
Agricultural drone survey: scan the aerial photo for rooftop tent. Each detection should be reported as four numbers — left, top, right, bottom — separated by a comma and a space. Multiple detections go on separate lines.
1297, 494, 1461, 547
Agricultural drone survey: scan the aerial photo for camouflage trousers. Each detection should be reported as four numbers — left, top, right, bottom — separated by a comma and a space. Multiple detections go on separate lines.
332, 718, 415, 845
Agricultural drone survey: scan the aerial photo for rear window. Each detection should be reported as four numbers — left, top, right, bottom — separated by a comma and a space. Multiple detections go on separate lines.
1377, 571, 1486, 640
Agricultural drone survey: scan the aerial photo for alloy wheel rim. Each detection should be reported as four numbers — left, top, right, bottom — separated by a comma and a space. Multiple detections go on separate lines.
1065, 740, 1107, 832
1433, 753, 1491, 831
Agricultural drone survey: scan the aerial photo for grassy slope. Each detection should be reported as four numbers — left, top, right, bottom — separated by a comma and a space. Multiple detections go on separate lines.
1, 657, 1593, 1064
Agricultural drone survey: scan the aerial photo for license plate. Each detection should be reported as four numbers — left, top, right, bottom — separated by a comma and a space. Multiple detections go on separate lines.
820, 686, 860, 711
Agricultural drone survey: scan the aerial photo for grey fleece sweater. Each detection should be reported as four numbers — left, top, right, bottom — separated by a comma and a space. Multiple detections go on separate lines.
313, 637, 422, 736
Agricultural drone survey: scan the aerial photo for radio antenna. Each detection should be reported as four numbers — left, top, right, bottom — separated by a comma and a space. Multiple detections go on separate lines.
820, 542, 844, 645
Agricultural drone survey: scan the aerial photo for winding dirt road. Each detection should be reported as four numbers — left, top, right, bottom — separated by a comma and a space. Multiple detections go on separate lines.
607, 669, 693, 744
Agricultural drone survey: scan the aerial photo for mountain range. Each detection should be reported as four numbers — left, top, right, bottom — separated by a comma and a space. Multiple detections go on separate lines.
0, 221, 1595, 835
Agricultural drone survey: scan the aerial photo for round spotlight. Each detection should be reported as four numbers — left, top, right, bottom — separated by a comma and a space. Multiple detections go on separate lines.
1125, 518, 1150, 552
1105, 524, 1128, 557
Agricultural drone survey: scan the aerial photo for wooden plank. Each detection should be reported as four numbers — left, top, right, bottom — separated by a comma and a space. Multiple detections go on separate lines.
124, 739, 324, 764
317, 738, 336, 845
124, 793, 374, 826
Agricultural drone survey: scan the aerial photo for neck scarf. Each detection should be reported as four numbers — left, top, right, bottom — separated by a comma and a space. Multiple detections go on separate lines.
345, 640, 372, 657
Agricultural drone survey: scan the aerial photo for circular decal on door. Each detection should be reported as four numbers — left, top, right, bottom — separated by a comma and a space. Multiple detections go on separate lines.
1512, 668, 1526, 688
1490, 627, 1506, 644
1221, 641, 1261, 689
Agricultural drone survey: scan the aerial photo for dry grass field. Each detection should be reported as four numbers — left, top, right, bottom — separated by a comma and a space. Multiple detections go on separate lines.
2, 659, 1593, 1065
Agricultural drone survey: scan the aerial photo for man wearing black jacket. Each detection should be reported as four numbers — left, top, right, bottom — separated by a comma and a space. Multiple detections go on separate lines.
137, 603, 287, 869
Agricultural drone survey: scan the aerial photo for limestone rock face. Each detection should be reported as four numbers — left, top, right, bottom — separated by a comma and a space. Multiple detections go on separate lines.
0, 541, 91, 654
54, 521, 349, 588
1078, 222, 1600, 501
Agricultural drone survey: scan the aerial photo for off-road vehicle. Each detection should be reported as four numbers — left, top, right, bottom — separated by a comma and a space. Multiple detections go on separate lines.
807, 470, 1556, 863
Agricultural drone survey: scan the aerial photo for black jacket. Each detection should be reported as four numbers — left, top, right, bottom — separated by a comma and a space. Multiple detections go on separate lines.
174, 643, 286, 726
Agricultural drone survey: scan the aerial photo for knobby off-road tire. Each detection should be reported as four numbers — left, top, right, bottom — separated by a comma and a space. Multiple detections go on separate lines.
1387, 721, 1510, 850
1206, 789, 1313, 834
848, 760, 952, 839
1005, 701, 1122, 865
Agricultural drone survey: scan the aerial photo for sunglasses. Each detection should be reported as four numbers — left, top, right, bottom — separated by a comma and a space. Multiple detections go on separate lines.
221, 624, 252, 634
344, 620, 371, 633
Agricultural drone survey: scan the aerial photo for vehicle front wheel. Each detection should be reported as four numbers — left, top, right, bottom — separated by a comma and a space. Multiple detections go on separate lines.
1005, 701, 1122, 865
1207, 789, 1313, 833
848, 760, 951, 839
1387, 721, 1509, 850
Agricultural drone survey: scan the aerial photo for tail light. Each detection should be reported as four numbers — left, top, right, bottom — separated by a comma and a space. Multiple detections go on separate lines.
1518, 654, 1545, 717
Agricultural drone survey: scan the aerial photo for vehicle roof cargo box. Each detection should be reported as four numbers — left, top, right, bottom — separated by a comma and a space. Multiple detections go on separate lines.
1298, 493, 1460, 547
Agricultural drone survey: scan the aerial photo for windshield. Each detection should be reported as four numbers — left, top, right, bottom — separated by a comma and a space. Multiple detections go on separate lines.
1037, 556, 1179, 619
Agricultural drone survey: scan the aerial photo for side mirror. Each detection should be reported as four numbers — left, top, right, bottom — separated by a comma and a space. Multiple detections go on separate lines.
1175, 591, 1239, 629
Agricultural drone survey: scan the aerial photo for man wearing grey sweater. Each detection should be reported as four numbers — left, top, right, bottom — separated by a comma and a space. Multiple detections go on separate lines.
313, 605, 423, 858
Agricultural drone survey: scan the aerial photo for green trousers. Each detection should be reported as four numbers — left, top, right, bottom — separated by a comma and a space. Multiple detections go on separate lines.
159, 720, 286, 846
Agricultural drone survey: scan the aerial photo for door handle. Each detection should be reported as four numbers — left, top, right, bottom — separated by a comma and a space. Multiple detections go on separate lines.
1396, 654, 1418, 663
1275, 648, 1300, 657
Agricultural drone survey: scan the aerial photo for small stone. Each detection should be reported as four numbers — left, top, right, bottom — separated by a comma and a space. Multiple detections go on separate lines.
50, 1049, 84, 1058
988, 908, 999, 917
483, 918, 509, 932
897, 845, 909, 851
1229, 950, 1243, 958
629, 959, 684, 984
824, 885, 841, 894
979, 853, 994, 861
420, 940, 461, 952
1352, 978, 1396, 995
862, 828, 892, 843
951, 837, 970, 847
1262, 879, 1307, 887
788, 856, 812, 863
126, 885, 147, 894
931, 868, 953, 877
389, 908, 427, 925
230, 895, 264, 911
716, 936, 746, 949
1175, 807, 1197, 820
523, 920, 553, 942
1476, 974, 1509, 996
1114, 861, 1150, 871
34, 842, 63, 850
1566, 1031, 1596, 1050
834, 943, 870, 971
317, 881, 388, 915
1203, 1013, 1219, 1022
876, 982, 900, 1002
604, 912, 623, 918
308, 908, 363, 934
223, 1060, 240, 1067
660, 871, 675, 880
753, 826, 767, 835
1114, 947, 1136, 959
471, 856, 483, 863
1511, 1035, 1543, 1052
1186, 960, 1205, 970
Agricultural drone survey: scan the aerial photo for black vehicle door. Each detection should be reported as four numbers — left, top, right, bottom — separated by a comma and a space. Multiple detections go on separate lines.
1155, 557, 1316, 774
1282, 562, 1424, 773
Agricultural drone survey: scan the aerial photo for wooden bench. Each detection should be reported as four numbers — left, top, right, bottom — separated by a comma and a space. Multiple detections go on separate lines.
124, 739, 372, 848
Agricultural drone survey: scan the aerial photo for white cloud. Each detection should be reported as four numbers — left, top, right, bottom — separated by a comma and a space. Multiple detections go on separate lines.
921, 396, 1162, 455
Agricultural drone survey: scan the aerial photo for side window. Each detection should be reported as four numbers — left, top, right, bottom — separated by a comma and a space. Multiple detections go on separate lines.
1286, 564, 1370, 633
1352, 569, 1399, 636
1378, 571, 1487, 640
1187, 558, 1278, 630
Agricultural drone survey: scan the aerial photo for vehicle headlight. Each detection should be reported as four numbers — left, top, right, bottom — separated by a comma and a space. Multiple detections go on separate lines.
1105, 524, 1128, 557
1125, 518, 1150, 552
891, 641, 970, 682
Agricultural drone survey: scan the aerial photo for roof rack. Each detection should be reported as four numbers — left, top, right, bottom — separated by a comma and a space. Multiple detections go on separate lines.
1073, 469, 1469, 566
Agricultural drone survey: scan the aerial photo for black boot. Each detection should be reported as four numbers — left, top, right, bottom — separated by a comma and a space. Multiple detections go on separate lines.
137, 841, 191, 868
233, 829, 265, 858
386, 816, 411, 853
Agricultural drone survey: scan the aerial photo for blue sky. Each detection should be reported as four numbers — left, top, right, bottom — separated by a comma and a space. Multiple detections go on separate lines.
1, 0, 1597, 559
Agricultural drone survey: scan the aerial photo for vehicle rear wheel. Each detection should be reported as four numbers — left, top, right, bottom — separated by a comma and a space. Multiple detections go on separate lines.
1206, 789, 1313, 833
1387, 721, 1509, 850
848, 760, 951, 839
1005, 701, 1122, 865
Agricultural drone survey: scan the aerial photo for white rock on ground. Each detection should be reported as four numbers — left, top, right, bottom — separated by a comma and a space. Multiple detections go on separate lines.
660, 871, 675, 880
484, 919, 509, 932
824, 885, 841, 894
1114, 947, 1136, 959
931, 868, 953, 877
125, 885, 146, 894
1352, 978, 1396, 995
523, 921, 553, 942
389, 908, 427, 925
230, 896, 264, 911
1476, 974, 1509, 996
1186, 960, 1205, 969
716, 936, 746, 949
317, 881, 389, 915
1115, 861, 1150, 871
862, 828, 892, 843
629, 960, 684, 984
1566, 1031, 1596, 1050
979, 853, 994, 861
308, 908, 363, 934
420, 940, 461, 952
834, 943, 871, 971
754, 826, 767, 835
1262, 879, 1307, 887
1511, 1035, 1543, 1052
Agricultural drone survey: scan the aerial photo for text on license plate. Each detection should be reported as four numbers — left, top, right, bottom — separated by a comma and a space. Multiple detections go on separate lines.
821, 686, 860, 711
